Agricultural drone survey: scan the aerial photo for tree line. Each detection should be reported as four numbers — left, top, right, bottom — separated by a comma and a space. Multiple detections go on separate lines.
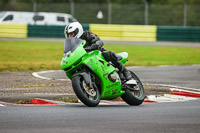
1, 0, 200, 4
0, 0, 200, 26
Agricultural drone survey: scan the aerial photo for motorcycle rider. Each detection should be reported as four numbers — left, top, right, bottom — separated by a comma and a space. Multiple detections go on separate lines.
64, 22, 132, 81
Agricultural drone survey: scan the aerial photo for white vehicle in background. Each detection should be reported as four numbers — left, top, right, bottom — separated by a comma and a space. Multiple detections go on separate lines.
0, 11, 77, 25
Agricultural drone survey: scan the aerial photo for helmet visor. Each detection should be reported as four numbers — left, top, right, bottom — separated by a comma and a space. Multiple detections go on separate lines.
64, 28, 79, 38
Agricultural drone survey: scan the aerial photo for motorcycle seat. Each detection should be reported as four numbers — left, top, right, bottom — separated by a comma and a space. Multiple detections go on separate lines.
117, 52, 128, 60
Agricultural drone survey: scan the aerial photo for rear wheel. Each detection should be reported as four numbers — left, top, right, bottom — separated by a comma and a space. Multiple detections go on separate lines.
121, 71, 145, 105
72, 75, 100, 107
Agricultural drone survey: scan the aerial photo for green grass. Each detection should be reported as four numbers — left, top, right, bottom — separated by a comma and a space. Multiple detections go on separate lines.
0, 40, 200, 71
0, 40, 63, 71
104, 44, 200, 66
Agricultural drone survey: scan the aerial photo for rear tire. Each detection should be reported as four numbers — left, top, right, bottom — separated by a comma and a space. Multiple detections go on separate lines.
72, 75, 100, 107
121, 71, 145, 106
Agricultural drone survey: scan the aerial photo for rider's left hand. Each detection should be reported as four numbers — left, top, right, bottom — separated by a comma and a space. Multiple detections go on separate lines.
91, 44, 100, 50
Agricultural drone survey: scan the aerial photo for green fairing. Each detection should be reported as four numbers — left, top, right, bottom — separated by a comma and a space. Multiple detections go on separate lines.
83, 51, 123, 99
117, 54, 128, 64
61, 38, 127, 100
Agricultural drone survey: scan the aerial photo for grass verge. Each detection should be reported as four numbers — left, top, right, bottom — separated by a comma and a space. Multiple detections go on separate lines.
0, 40, 200, 71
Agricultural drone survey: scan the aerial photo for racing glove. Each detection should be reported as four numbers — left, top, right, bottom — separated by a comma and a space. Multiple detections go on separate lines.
91, 43, 101, 50
85, 44, 101, 52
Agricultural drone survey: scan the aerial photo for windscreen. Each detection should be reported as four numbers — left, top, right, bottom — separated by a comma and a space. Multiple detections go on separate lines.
64, 37, 84, 53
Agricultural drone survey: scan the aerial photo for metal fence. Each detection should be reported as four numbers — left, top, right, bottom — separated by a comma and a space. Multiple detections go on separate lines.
0, 1, 200, 26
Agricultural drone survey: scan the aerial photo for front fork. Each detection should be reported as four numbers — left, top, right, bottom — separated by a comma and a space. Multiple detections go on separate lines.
72, 70, 99, 91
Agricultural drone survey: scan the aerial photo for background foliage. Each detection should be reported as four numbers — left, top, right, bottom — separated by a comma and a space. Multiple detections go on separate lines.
0, 0, 200, 26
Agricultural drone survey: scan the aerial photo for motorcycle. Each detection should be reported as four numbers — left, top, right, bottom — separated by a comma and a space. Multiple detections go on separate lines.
61, 37, 145, 107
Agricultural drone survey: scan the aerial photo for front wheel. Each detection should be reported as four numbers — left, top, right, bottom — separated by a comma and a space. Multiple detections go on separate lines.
121, 71, 145, 106
72, 75, 100, 107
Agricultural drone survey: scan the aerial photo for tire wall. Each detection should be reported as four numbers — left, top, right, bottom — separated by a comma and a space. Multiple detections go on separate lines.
0, 23, 27, 38
28, 24, 89, 38
157, 26, 200, 42
1, 23, 200, 42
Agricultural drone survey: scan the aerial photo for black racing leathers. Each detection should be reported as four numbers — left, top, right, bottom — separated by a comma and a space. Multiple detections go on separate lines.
80, 31, 104, 51
80, 31, 132, 80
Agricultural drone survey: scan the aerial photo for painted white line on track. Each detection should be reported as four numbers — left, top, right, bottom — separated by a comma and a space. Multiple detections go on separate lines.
146, 94, 198, 103
32, 70, 69, 81
146, 83, 200, 92
0, 104, 5, 107
146, 88, 200, 103
32, 72, 52, 80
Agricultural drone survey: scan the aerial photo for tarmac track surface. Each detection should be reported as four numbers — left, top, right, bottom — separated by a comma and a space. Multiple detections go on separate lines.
34, 65, 200, 90
1, 65, 200, 133
0, 100, 200, 133
128, 65, 200, 90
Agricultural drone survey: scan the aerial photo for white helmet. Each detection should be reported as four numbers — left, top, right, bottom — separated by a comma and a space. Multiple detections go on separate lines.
64, 22, 83, 38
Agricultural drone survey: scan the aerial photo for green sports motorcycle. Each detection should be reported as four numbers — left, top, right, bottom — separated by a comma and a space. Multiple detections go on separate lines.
61, 37, 145, 107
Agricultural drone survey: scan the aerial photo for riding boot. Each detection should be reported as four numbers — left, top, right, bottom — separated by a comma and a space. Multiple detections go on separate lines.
118, 62, 132, 81
102, 51, 132, 80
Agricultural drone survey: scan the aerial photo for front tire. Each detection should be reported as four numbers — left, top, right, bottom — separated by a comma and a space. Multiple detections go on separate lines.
72, 75, 100, 107
121, 71, 145, 106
